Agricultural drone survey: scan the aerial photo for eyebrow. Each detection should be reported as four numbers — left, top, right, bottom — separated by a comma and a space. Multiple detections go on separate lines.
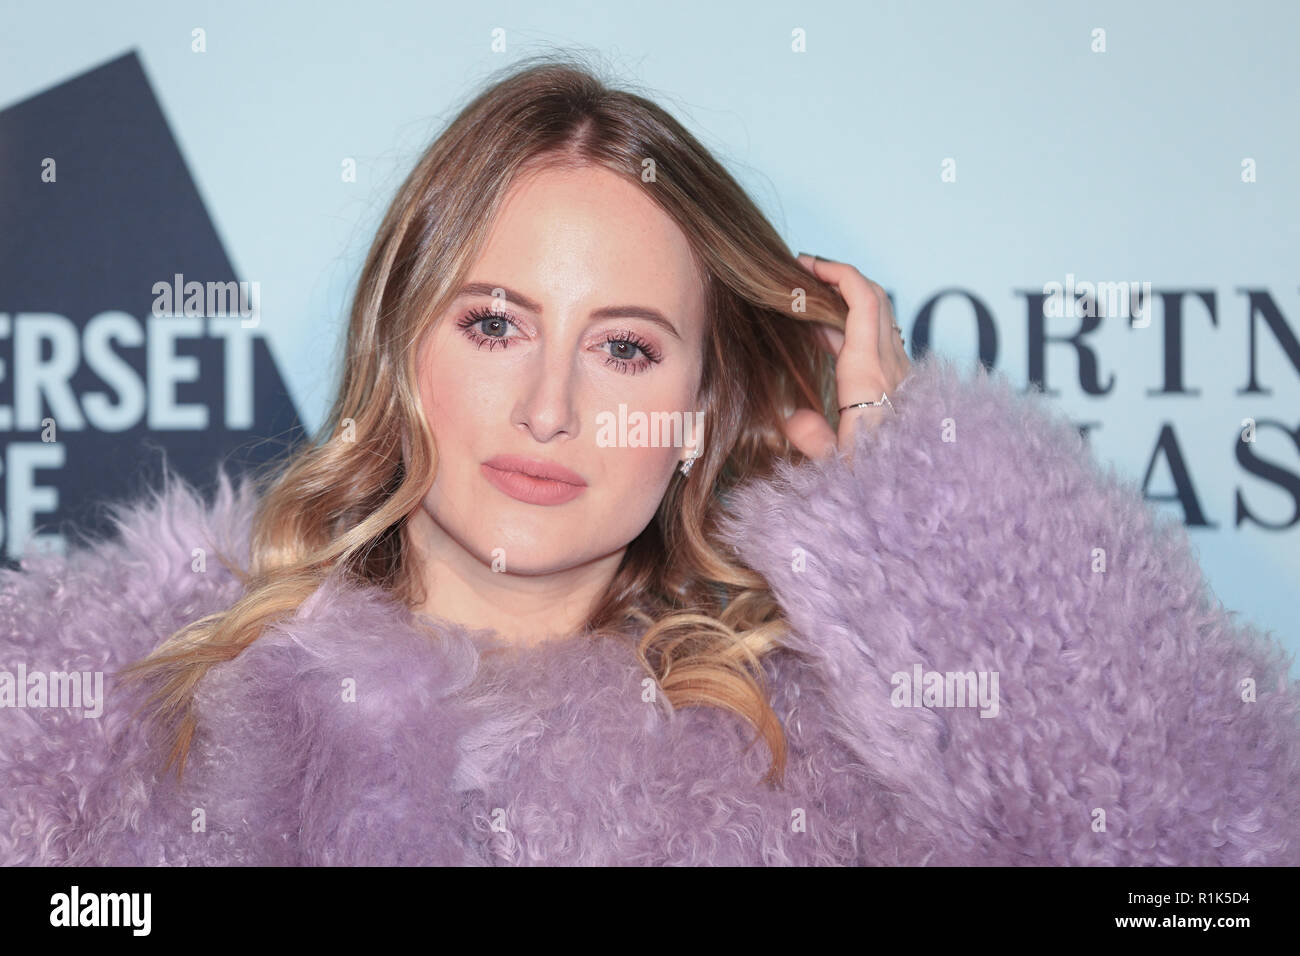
454, 282, 681, 340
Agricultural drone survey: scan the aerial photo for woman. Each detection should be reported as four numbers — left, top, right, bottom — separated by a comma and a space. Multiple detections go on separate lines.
2, 55, 1297, 866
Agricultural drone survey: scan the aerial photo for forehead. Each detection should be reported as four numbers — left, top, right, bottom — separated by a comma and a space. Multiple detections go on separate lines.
470, 164, 707, 327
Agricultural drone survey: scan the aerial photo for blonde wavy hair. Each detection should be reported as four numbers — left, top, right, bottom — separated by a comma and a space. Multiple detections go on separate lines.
120, 52, 852, 787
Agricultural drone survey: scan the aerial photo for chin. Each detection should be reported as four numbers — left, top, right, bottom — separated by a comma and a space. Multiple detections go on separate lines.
463, 514, 575, 559
473, 539, 588, 575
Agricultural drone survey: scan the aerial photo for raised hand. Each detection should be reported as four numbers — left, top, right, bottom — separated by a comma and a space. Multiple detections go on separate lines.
783, 254, 911, 460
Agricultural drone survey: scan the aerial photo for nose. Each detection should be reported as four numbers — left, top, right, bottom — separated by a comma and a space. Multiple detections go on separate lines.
512, 347, 581, 442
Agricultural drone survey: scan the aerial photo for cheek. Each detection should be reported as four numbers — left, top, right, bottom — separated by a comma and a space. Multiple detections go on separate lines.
592, 385, 703, 504
605, 444, 681, 498
420, 337, 501, 443
418, 337, 512, 516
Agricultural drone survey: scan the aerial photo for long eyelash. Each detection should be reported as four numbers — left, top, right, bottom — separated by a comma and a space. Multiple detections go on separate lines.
601, 329, 662, 375
456, 306, 519, 351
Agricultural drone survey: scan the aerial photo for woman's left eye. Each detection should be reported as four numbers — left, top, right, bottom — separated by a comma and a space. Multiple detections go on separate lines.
597, 333, 662, 375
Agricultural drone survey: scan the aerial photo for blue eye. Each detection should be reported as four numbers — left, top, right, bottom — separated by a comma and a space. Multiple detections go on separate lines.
456, 307, 520, 350
598, 332, 662, 375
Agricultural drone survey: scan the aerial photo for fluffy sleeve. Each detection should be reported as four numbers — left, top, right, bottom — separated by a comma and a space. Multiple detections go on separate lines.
714, 350, 1300, 865
0, 469, 260, 864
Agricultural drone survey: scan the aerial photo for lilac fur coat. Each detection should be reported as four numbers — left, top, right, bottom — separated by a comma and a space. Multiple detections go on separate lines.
2, 351, 1298, 866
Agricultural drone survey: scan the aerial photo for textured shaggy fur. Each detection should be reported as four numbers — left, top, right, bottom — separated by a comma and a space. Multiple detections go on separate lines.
2, 351, 1298, 865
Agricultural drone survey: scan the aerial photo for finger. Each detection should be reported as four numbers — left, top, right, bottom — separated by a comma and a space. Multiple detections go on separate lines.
815, 322, 845, 356
875, 290, 910, 377
782, 408, 838, 461
796, 253, 849, 297
891, 320, 909, 369
794, 255, 849, 357
795, 252, 820, 274
872, 282, 899, 366
802, 258, 879, 367
841, 290, 906, 445
796, 253, 844, 297
861, 279, 908, 383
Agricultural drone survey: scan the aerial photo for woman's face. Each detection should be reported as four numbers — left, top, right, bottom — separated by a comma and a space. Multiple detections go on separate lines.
414, 164, 709, 575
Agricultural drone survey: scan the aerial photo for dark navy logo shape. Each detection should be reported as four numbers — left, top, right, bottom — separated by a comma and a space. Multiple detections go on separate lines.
0, 50, 305, 561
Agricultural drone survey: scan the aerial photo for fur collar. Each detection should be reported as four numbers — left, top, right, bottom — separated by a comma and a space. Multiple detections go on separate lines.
4, 350, 1298, 865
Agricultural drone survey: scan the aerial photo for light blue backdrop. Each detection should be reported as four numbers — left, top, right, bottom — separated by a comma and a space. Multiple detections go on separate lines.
3, 0, 1296, 669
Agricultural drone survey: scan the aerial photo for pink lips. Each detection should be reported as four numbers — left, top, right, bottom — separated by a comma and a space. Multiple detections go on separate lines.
480, 455, 588, 506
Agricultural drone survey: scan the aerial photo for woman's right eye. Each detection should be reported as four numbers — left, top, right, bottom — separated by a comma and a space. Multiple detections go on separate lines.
456, 307, 521, 350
